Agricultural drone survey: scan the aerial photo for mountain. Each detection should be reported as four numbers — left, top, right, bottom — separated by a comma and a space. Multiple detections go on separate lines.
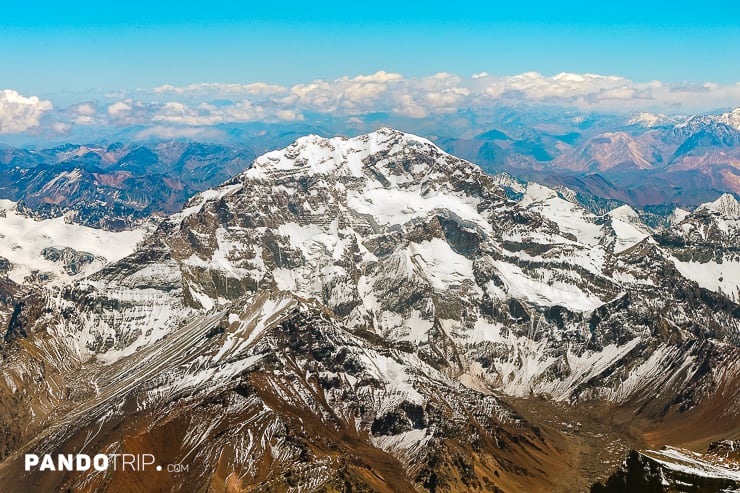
652, 193, 740, 298
592, 441, 740, 492
4, 106, 740, 224
515, 182, 653, 252
551, 131, 662, 172
434, 108, 740, 209
0, 141, 256, 230
0, 199, 145, 286
0, 290, 572, 492
1, 128, 739, 491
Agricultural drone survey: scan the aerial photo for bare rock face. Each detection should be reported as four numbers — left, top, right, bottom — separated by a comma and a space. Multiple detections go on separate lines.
40, 247, 99, 276
1, 128, 739, 491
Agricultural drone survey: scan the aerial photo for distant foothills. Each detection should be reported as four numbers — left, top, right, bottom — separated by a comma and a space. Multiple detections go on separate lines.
1, 106, 739, 230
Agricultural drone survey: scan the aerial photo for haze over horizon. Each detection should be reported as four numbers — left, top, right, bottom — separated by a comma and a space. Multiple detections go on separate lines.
2, 68, 740, 145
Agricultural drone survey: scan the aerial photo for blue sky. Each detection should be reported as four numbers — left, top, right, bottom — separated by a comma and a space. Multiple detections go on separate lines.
3, 1, 740, 94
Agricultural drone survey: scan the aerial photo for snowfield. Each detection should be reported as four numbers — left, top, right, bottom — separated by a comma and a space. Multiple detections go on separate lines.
0, 199, 146, 285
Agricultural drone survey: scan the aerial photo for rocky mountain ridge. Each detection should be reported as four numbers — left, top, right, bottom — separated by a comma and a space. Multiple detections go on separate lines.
0, 141, 255, 230
436, 107, 740, 208
592, 441, 740, 492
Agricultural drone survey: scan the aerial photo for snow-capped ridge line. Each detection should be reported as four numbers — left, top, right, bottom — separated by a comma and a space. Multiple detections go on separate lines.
697, 193, 740, 219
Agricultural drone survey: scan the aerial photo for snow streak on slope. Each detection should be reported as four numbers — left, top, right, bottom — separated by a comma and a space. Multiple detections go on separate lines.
517, 182, 655, 254
1, 289, 567, 493
669, 257, 740, 297
643, 447, 740, 481
491, 259, 603, 311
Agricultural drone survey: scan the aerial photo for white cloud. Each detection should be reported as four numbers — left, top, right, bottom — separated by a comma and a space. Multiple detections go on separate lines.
106, 99, 153, 126
69, 102, 98, 125
350, 71, 403, 83
51, 121, 72, 134
393, 94, 427, 118
0, 90, 53, 134
74, 102, 97, 116
483, 72, 632, 100
469, 71, 740, 111
275, 109, 303, 121
110, 72, 740, 128
152, 100, 269, 125
108, 100, 133, 117
424, 87, 471, 112
154, 82, 286, 96
417, 72, 462, 90
282, 71, 474, 116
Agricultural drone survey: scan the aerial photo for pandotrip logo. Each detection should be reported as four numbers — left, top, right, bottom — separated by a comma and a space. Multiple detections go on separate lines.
24, 454, 189, 473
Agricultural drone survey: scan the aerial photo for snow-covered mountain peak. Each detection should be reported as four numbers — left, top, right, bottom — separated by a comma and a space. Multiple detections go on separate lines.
677, 107, 740, 134
627, 112, 682, 128
608, 204, 641, 221
717, 107, 740, 130
489, 171, 527, 194
654, 192, 740, 296
519, 182, 559, 206
697, 193, 740, 219
606, 204, 653, 253
175, 127, 507, 235
246, 127, 454, 182
669, 207, 690, 226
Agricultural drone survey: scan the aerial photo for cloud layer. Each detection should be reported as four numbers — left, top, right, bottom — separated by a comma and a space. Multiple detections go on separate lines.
3, 71, 740, 140
145, 71, 740, 123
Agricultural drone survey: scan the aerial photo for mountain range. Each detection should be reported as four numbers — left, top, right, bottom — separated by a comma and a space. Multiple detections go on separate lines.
0, 141, 255, 229
437, 107, 740, 209
0, 128, 739, 492
2, 107, 739, 233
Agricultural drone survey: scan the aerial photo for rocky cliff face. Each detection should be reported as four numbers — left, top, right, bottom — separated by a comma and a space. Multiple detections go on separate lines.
1, 128, 739, 491
0, 291, 572, 492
